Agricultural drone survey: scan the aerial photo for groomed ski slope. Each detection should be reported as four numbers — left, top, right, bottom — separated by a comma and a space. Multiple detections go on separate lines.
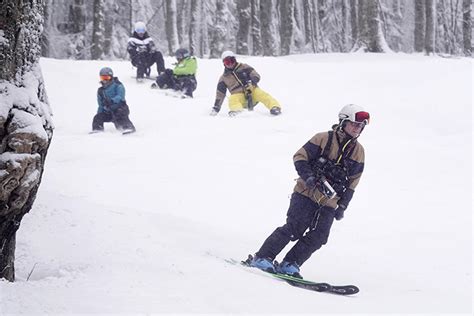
0, 54, 472, 315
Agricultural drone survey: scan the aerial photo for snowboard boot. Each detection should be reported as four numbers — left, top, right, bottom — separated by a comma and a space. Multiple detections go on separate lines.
275, 261, 302, 278
249, 255, 276, 273
270, 106, 282, 116
136, 68, 145, 81
228, 110, 242, 117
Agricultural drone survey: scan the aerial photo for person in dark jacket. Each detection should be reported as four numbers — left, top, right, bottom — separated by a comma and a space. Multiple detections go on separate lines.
151, 48, 198, 98
248, 104, 370, 278
127, 21, 165, 81
210, 50, 282, 117
91, 67, 136, 134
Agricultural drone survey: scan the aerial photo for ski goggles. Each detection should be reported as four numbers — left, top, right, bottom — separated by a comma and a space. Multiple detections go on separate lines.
223, 56, 236, 67
100, 75, 112, 81
354, 111, 370, 124
135, 28, 146, 35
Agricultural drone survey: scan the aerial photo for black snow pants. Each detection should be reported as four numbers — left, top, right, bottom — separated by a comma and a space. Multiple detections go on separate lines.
155, 71, 197, 97
255, 192, 335, 267
131, 51, 165, 78
92, 103, 135, 132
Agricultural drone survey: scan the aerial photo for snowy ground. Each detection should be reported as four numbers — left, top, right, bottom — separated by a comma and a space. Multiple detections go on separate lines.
0, 53, 472, 315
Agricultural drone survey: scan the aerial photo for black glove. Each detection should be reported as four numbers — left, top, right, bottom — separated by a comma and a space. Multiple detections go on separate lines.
305, 176, 318, 190
165, 68, 173, 76
334, 204, 346, 221
103, 99, 112, 111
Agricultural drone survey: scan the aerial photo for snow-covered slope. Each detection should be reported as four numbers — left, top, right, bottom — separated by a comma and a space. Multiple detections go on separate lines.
0, 54, 472, 314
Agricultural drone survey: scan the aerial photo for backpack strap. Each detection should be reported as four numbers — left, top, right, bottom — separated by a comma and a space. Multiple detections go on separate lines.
322, 131, 333, 159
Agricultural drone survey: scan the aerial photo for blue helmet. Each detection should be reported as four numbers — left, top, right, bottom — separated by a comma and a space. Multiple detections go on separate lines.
99, 67, 113, 77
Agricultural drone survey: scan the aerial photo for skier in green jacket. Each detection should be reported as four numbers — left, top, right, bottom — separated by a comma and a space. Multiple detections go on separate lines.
152, 48, 197, 98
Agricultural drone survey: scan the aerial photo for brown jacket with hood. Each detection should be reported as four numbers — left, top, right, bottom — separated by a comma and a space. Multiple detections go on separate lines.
213, 63, 260, 111
293, 125, 365, 210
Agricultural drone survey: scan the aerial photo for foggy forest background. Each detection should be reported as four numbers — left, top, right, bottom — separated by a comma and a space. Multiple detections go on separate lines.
41, 0, 473, 60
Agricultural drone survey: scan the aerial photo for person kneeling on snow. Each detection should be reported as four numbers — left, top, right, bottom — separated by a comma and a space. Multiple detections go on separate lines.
91, 67, 136, 134
127, 21, 165, 81
210, 51, 282, 117
151, 48, 197, 98
247, 104, 369, 278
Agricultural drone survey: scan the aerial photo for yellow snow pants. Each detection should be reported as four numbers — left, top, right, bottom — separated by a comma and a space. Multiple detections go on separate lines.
228, 87, 281, 111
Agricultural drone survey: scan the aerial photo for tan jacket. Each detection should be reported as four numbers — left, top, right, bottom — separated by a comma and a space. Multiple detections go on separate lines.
213, 63, 261, 110
293, 127, 365, 209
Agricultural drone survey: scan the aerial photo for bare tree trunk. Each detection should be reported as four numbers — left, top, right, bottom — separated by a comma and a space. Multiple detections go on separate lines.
303, 0, 312, 45
251, 0, 263, 55
341, 0, 348, 51
425, 0, 436, 54
189, 0, 201, 56
200, 0, 209, 56
0, 0, 54, 282
462, 0, 472, 56
236, 0, 251, 55
280, 0, 295, 55
177, 0, 187, 46
415, 0, 426, 52
261, 0, 278, 56
91, 0, 105, 59
350, 0, 358, 47
41, 0, 53, 57
391, 0, 403, 51
311, 0, 322, 52
165, 0, 179, 55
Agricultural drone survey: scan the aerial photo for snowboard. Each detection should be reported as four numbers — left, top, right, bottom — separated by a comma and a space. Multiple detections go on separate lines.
227, 255, 359, 295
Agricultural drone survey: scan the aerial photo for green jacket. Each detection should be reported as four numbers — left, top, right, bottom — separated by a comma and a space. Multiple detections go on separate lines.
173, 56, 197, 76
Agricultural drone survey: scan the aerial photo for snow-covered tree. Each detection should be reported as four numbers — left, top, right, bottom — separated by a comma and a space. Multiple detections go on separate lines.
236, 0, 251, 55
251, 0, 263, 55
280, 0, 295, 55
462, 0, 472, 56
0, 0, 54, 282
352, 0, 391, 52
209, 0, 228, 58
177, 0, 188, 47
91, 0, 105, 59
165, 0, 179, 55
261, 0, 279, 56
349, 0, 359, 47
189, 0, 202, 56
414, 0, 426, 52
425, 0, 436, 55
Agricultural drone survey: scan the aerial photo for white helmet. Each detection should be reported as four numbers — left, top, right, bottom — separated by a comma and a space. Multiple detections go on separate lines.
134, 21, 147, 34
221, 50, 235, 60
338, 104, 370, 125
